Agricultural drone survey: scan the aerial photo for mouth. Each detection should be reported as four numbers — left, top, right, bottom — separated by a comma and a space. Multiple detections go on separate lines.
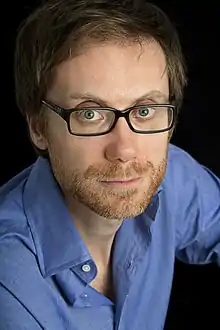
100, 177, 142, 187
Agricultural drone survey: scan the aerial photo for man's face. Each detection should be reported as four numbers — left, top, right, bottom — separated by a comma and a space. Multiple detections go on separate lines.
34, 40, 170, 219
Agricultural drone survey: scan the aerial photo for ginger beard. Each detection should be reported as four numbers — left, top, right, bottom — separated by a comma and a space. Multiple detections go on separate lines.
49, 154, 167, 220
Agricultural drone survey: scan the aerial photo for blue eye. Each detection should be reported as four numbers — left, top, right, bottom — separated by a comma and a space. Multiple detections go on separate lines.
83, 110, 96, 120
138, 107, 150, 117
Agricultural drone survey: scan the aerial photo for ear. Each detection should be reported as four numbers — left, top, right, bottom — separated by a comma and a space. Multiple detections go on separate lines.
26, 114, 48, 151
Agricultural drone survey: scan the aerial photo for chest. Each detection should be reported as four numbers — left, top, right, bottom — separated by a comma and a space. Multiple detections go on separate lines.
90, 269, 114, 301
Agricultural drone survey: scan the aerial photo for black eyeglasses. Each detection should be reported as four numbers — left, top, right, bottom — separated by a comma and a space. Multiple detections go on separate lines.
41, 99, 176, 136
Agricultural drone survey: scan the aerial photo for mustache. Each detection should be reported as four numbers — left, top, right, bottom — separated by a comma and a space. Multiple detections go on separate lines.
84, 161, 153, 180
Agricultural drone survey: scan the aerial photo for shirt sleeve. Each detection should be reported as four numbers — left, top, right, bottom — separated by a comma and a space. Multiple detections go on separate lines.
175, 163, 220, 266
0, 283, 42, 330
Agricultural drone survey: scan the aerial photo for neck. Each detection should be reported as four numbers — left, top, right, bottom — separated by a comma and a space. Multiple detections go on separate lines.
66, 198, 123, 265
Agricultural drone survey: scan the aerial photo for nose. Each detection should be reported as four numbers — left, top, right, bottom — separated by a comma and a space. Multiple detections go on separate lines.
104, 118, 137, 163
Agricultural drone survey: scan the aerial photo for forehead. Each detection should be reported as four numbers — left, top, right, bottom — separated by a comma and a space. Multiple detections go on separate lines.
47, 40, 169, 106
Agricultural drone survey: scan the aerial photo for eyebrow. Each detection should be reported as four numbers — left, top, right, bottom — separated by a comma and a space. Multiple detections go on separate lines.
68, 90, 169, 106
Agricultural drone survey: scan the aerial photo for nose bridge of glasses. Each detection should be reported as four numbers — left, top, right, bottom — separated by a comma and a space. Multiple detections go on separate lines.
113, 107, 131, 119
111, 105, 149, 133
110, 108, 135, 134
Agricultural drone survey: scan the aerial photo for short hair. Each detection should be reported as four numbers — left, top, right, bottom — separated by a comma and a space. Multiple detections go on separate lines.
14, 0, 187, 121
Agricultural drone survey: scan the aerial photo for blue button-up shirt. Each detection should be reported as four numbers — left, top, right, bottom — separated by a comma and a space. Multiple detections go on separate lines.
0, 144, 220, 330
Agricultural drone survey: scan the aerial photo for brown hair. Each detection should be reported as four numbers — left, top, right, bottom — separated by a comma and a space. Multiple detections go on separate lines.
14, 0, 187, 143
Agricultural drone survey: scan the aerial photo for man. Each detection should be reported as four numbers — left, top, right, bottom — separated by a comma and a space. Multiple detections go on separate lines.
0, 0, 219, 329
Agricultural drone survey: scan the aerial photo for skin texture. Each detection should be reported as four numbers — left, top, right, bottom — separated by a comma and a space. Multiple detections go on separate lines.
28, 40, 170, 295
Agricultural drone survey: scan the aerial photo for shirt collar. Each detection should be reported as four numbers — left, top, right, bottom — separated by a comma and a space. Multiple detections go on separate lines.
145, 190, 161, 221
23, 157, 91, 278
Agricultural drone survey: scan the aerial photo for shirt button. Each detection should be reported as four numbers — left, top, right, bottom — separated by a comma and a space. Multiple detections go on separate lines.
81, 264, 91, 272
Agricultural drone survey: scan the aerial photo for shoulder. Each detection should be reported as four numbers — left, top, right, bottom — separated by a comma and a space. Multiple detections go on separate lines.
166, 143, 202, 180
0, 164, 37, 285
0, 164, 33, 233
164, 143, 219, 192
163, 144, 220, 224
159, 143, 220, 221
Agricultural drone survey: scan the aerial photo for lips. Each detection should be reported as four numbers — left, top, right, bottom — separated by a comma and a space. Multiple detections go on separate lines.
100, 177, 141, 186
102, 178, 139, 183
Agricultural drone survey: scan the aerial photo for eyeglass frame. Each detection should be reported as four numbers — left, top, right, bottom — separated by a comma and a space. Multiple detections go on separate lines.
41, 99, 176, 137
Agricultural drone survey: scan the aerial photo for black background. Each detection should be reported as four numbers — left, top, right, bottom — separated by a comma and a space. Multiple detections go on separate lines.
2, 1, 220, 329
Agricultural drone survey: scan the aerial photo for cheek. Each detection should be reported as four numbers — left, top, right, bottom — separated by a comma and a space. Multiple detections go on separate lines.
45, 118, 77, 164
141, 134, 168, 163
72, 138, 105, 167
47, 124, 105, 170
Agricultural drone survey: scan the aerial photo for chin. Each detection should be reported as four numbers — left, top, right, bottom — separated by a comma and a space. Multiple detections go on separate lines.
87, 192, 153, 220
